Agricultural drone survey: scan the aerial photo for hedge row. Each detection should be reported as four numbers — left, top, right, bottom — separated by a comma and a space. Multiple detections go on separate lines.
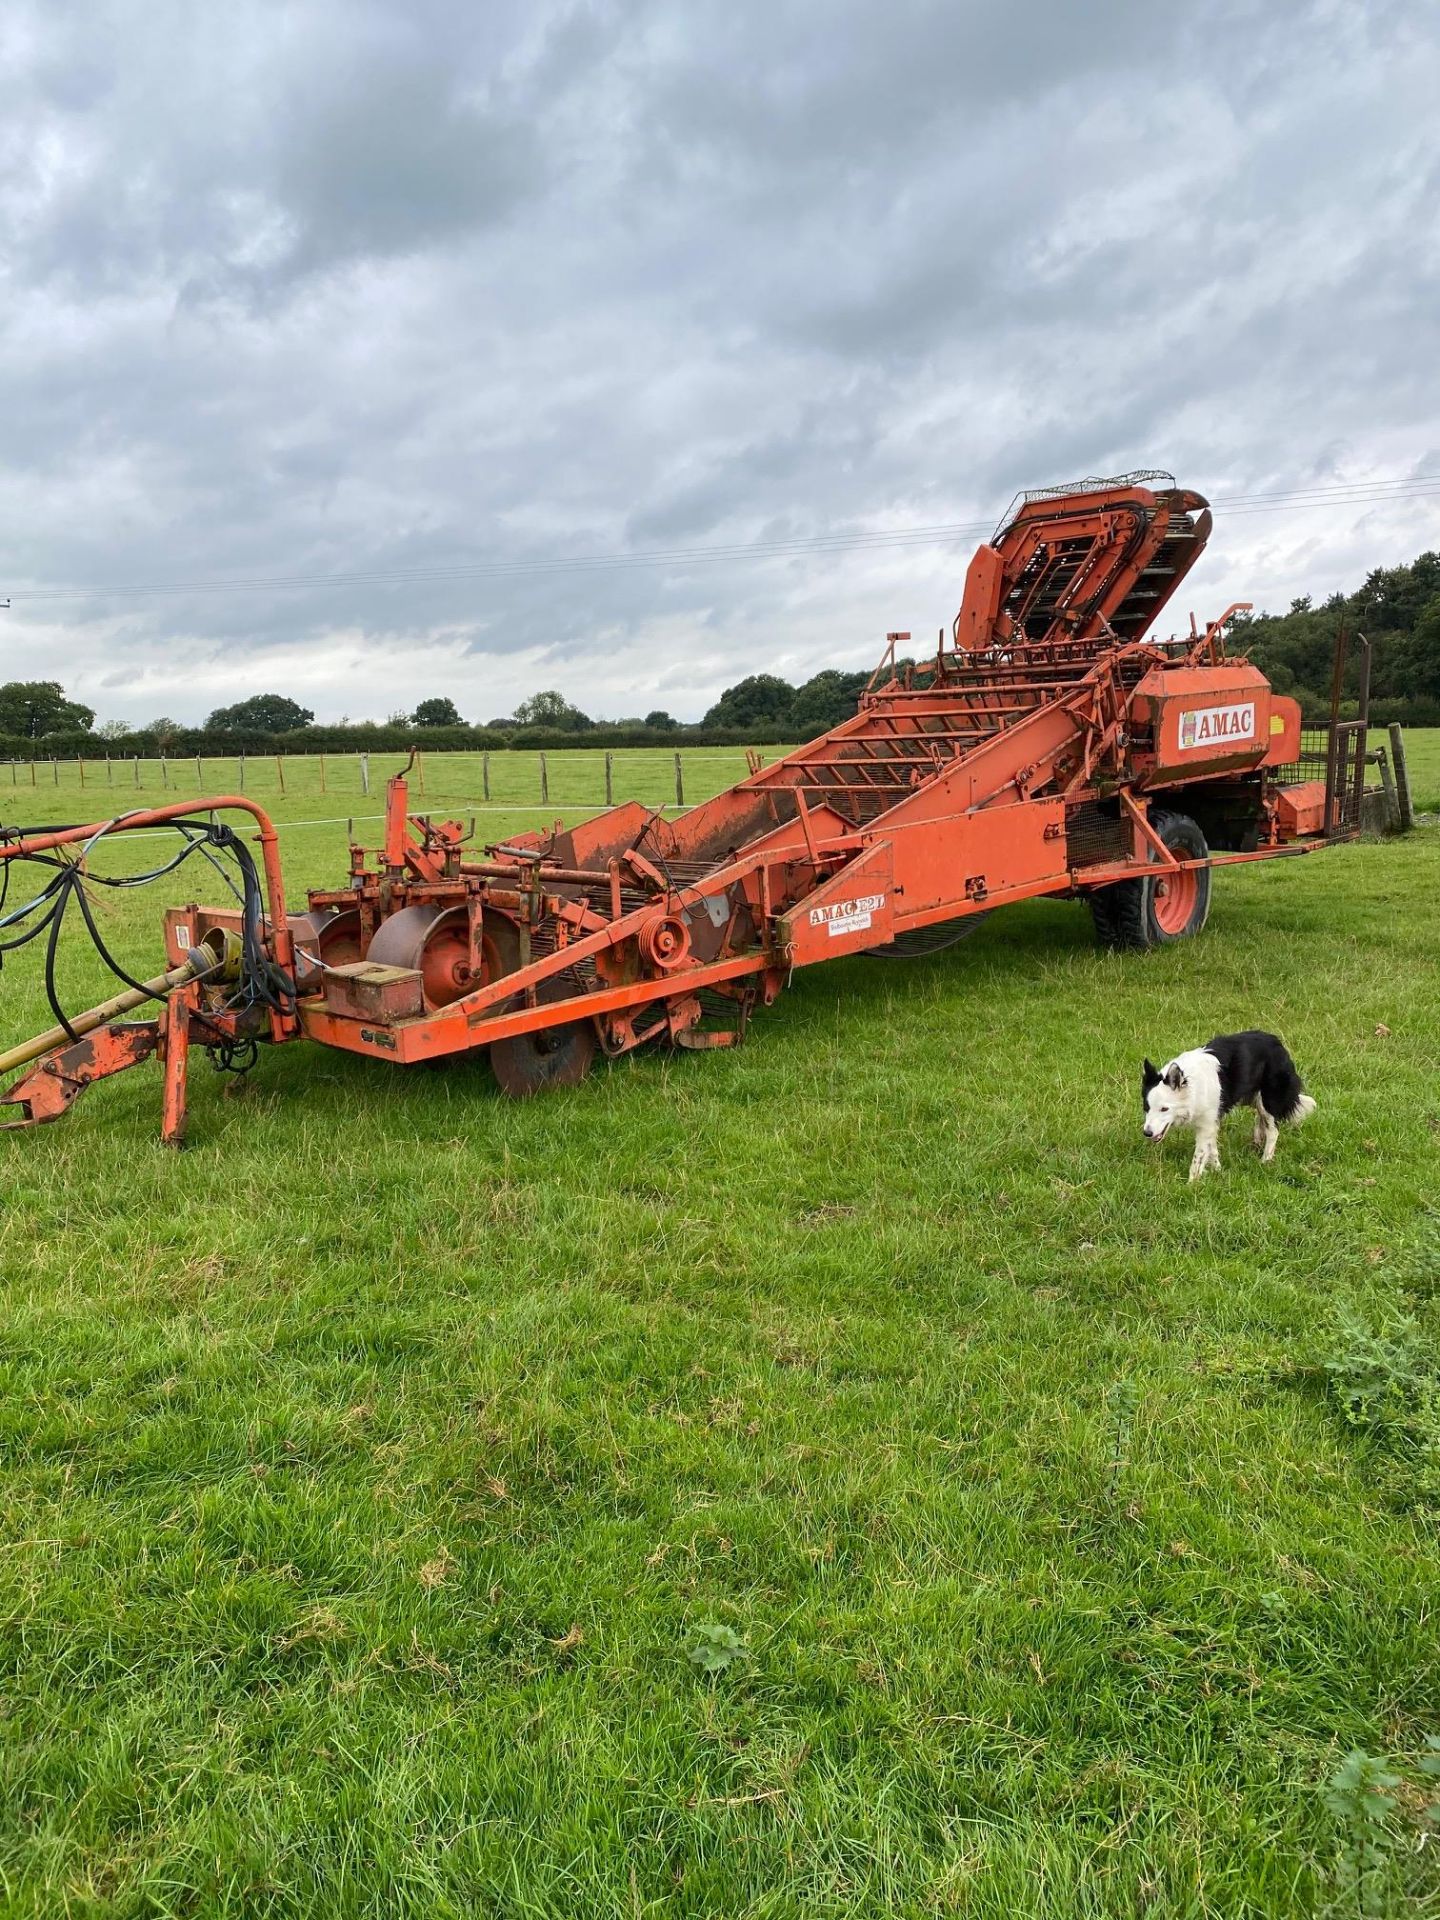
0, 722, 792, 759
1, 702, 1434, 764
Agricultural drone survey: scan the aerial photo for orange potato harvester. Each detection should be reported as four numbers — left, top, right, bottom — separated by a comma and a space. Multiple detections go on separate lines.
0, 474, 1366, 1141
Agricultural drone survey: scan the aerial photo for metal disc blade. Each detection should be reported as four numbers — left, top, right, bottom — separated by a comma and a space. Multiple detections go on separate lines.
316, 908, 363, 969
490, 1021, 596, 1097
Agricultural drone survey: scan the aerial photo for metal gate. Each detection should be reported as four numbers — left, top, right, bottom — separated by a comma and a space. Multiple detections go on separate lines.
1323, 630, 1372, 837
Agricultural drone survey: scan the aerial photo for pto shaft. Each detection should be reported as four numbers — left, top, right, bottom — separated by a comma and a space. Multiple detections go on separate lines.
0, 949, 220, 1078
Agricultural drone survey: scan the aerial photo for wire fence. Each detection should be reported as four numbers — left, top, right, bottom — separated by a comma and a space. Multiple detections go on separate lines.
0, 745, 788, 816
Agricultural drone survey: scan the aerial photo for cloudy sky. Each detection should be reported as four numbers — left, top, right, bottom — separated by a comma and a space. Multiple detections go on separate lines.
2, 1, 1438, 727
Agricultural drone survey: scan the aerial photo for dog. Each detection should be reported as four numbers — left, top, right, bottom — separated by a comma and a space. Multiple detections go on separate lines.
1142, 1030, 1316, 1181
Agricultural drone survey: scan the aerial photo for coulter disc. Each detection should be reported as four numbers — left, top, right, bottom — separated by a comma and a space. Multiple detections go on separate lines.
287, 908, 363, 982
482, 916, 597, 1095
316, 909, 363, 969
490, 1021, 597, 1097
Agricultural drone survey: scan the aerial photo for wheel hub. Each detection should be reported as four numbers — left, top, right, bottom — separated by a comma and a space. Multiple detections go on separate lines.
1150, 863, 1198, 935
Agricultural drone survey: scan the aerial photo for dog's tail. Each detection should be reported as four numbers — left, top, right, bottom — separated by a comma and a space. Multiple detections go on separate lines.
1292, 1092, 1317, 1124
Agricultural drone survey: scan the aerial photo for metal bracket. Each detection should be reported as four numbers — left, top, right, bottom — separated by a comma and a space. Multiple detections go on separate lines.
1119, 790, 1178, 865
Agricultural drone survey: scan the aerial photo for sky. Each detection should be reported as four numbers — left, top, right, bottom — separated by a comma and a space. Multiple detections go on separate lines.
1, 0, 1438, 728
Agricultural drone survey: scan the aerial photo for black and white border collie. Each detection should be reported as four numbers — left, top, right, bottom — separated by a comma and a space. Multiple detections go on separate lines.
1142, 1031, 1316, 1181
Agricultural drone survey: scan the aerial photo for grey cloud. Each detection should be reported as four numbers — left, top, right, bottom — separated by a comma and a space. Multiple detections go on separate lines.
261, 54, 546, 284
0, 0, 1437, 725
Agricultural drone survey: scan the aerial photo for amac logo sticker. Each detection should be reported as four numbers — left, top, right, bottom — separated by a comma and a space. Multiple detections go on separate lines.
809, 893, 886, 937
1179, 702, 1255, 750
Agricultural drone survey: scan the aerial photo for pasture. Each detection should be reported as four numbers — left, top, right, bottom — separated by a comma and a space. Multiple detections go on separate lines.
1, 744, 1437, 1916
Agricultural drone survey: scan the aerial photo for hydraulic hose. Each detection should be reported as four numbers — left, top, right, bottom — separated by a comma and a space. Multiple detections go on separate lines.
0, 937, 229, 1078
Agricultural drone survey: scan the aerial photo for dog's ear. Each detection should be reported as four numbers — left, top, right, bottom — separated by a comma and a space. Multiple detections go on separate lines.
1142, 1058, 1160, 1092
1164, 1063, 1187, 1090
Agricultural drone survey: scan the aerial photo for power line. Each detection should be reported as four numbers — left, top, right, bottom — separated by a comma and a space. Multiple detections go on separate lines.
4, 473, 1438, 606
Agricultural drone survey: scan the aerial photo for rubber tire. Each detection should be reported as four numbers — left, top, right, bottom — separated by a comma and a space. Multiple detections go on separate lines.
1088, 884, 1125, 948
1090, 809, 1210, 951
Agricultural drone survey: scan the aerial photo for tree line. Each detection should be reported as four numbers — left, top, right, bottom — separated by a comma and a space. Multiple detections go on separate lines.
1233, 548, 1440, 723
0, 666, 873, 757
3, 546, 1436, 757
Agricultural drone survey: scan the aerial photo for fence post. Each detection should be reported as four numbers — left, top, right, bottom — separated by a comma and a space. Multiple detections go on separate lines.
674, 752, 684, 807
8, 761, 14, 786
539, 752, 549, 805
78, 756, 85, 788
275, 755, 286, 797
238, 752, 245, 792
415, 751, 425, 796
359, 753, 370, 797
107, 753, 113, 786
30, 759, 36, 786
160, 753, 169, 788
195, 754, 202, 786
52, 756, 59, 786
605, 751, 613, 806
133, 755, 140, 786
1388, 723, 1414, 832
1372, 745, 1397, 828
319, 752, 327, 795
482, 750, 490, 801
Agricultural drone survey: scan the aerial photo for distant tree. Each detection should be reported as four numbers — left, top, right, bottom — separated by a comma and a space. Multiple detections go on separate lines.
385, 709, 413, 727
1361, 550, 1440, 630
206, 693, 315, 734
1405, 592, 1440, 701
702, 673, 795, 731
786, 669, 868, 740
145, 717, 184, 747
413, 696, 463, 727
644, 709, 680, 731
95, 719, 132, 741
1242, 548, 1440, 712
0, 680, 95, 738
513, 689, 592, 731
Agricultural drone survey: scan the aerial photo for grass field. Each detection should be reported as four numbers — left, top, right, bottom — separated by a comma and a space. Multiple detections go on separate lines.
1395, 726, 1440, 814
7, 724, 1440, 823
0, 744, 782, 834
1, 747, 1438, 1916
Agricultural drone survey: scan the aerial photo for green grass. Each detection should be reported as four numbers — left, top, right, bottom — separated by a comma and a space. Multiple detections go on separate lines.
0, 743, 788, 832
1397, 727, 1440, 813
11, 724, 1438, 817
1, 751, 1438, 1916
